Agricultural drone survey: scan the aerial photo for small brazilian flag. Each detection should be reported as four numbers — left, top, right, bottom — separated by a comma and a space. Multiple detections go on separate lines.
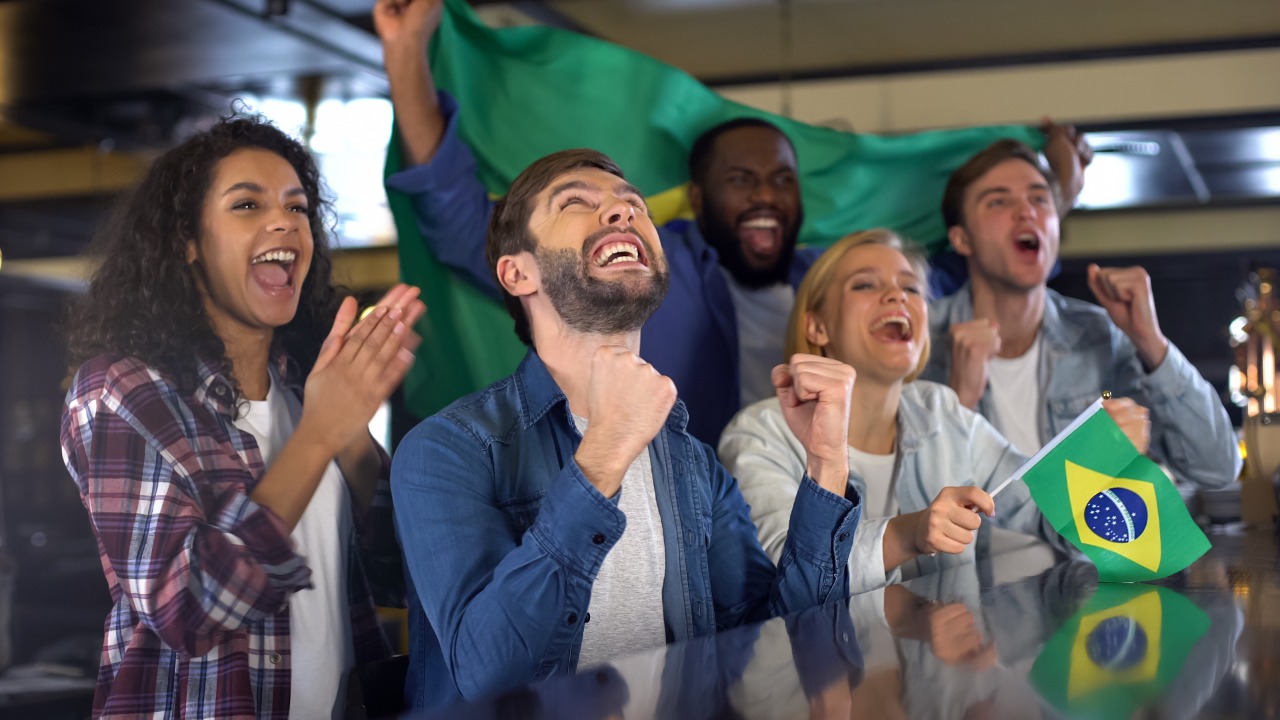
1029, 584, 1209, 720
1005, 398, 1211, 582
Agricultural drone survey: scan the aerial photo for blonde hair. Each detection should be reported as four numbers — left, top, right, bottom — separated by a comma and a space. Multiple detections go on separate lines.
786, 228, 932, 382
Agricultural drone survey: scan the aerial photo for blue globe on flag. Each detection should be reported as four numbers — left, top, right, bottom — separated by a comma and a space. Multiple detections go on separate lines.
1085, 616, 1149, 671
1084, 487, 1149, 543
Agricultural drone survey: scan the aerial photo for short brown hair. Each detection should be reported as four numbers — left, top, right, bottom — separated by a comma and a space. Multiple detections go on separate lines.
787, 228, 932, 382
941, 139, 1059, 231
486, 149, 626, 346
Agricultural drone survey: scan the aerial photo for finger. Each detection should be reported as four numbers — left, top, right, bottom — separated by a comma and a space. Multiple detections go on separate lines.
947, 505, 984, 531
341, 305, 391, 362
928, 534, 967, 555
401, 298, 427, 329
950, 486, 996, 517
771, 364, 795, 391
1086, 264, 1115, 303
318, 296, 359, 368
940, 523, 976, 548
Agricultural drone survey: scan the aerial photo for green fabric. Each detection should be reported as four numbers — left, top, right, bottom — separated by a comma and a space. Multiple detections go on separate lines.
1029, 584, 1209, 720
388, 0, 1046, 417
1021, 405, 1211, 582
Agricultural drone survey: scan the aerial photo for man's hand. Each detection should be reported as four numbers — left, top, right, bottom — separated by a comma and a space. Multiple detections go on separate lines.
912, 486, 995, 556
947, 319, 1001, 409
1087, 263, 1169, 370
1103, 397, 1151, 455
773, 354, 855, 496
575, 346, 677, 497
1042, 118, 1093, 213
373, 0, 443, 55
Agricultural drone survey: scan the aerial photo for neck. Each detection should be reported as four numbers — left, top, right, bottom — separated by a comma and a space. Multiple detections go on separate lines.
846, 375, 901, 455
535, 325, 643, 419
215, 320, 274, 401
969, 274, 1045, 359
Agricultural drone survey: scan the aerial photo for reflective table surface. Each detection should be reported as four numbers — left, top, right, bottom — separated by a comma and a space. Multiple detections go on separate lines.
406, 525, 1279, 719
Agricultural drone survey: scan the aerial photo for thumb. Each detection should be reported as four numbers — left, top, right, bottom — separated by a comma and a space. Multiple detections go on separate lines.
316, 297, 358, 370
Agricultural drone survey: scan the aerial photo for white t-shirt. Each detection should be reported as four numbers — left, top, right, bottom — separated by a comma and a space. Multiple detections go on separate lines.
985, 333, 1043, 456
848, 445, 898, 518
571, 415, 668, 670
233, 382, 355, 720
721, 269, 795, 409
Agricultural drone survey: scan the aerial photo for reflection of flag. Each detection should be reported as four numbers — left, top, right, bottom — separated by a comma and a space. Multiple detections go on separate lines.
1011, 399, 1210, 582
387, 0, 1044, 419
1029, 584, 1209, 720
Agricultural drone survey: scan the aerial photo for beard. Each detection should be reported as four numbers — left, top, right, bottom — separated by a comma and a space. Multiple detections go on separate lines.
536, 227, 671, 336
697, 196, 802, 290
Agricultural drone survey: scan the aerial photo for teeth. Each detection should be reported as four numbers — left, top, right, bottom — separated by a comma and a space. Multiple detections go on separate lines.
251, 249, 297, 264
594, 242, 640, 267
741, 218, 779, 229
870, 315, 913, 339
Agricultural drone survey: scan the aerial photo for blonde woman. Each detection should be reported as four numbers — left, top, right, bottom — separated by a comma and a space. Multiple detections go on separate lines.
719, 229, 1149, 592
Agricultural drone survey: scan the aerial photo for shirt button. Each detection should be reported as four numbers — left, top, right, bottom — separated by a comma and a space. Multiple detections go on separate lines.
592, 533, 605, 545
214, 385, 226, 396
837, 532, 849, 542
566, 612, 578, 625
268, 653, 281, 665
584, 612, 591, 624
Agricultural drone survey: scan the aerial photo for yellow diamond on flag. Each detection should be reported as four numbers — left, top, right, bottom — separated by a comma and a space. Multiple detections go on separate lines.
1065, 461, 1162, 573
1067, 588, 1161, 700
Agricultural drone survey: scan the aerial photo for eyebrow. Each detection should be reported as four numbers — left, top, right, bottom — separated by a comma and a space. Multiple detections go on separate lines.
546, 179, 646, 211
222, 181, 307, 198
973, 182, 1051, 203
846, 266, 920, 280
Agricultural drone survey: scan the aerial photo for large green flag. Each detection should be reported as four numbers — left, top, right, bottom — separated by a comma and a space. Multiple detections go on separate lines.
1006, 399, 1212, 582
388, 0, 1044, 418
1029, 584, 1210, 720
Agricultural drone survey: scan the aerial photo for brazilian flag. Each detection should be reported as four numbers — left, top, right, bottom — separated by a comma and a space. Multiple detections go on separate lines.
1029, 584, 1210, 720
1015, 399, 1211, 582
388, 0, 1045, 419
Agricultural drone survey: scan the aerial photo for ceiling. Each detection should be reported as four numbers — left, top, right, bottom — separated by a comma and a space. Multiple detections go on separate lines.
0, 0, 1278, 285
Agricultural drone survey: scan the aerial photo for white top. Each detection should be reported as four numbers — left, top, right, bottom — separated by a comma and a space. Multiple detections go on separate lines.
847, 445, 898, 517
233, 382, 355, 720
985, 332, 1043, 456
571, 415, 668, 669
721, 268, 795, 409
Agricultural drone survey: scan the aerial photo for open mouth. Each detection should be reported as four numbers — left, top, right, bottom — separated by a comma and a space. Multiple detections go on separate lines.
589, 233, 649, 269
737, 212, 784, 258
1014, 231, 1041, 254
870, 314, 913, 342
249, 248, 298, 293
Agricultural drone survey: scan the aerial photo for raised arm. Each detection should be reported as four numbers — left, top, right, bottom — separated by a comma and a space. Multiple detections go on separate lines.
376, 0, 500, 296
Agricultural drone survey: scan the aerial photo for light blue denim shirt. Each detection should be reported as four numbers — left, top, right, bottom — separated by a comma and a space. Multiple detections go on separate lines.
391, 350, 861, 711
923, 283, 1241, 488
720, 381, 1069, 594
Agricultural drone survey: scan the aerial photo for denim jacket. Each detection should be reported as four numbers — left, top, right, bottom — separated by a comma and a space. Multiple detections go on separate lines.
720, 382, 1070, 594
923, 283, 1241, 488
391, 351, 860, 711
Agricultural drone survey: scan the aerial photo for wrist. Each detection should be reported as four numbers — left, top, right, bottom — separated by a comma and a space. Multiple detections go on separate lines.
806, 456, 850, 496
293, 417, 344, 459
574, 432, 629, 496
1134, 333, 1169, 371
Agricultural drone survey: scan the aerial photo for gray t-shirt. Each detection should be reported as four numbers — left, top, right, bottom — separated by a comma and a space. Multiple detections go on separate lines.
572, 415, 668, 669
721, 268, 795, 409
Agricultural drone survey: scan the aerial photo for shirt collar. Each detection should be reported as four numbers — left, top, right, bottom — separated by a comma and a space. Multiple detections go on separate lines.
193, 351, 302, 417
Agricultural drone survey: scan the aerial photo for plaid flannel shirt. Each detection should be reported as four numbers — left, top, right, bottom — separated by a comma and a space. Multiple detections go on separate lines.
60, 353, 401, 719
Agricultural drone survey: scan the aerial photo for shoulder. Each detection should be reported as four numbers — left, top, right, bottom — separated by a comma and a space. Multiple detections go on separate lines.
1047, 289, 1113, 328
901, 380, 982, 434
67, 354, 174, 410
405, 373, 523, 453
719, 397, 802, 454
723, 396, 788, 434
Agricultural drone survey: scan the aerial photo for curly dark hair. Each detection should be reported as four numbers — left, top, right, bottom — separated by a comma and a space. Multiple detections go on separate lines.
66, 115, 343, 400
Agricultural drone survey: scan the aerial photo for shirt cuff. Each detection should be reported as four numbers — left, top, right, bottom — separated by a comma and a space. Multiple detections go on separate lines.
1137, 340, 1193, 402
786, 476, 860, 570
384, 91, 477, 196
848, 517, 893, 594
217, 493, 311, 591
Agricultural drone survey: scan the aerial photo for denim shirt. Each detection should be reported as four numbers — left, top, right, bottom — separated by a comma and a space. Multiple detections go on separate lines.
923, 283, 1241, 489
391, 351, 860, 711
720, 381, 1069, 594
383, 91, 818, 445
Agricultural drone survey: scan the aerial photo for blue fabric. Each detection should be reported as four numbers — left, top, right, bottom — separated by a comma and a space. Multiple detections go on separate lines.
923, 283, 1242, 489
385, 92, 819, 445
391, 350, 860, 711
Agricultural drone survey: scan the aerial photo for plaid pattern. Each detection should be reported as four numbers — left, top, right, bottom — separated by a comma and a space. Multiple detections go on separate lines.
61, 354, 397, 719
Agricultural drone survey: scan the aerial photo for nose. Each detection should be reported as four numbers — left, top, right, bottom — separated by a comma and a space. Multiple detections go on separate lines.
748, 178, 776, 206
268, 205, 303, 233
1013, 195, 1038, 220
601, 198, 636, 227
883, 284, 907, 304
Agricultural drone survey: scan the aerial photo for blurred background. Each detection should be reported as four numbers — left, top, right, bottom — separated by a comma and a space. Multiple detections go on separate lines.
0, 0, 1278, 716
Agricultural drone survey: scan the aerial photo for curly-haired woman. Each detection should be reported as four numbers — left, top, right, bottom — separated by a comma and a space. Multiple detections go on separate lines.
60, 116, 424, 719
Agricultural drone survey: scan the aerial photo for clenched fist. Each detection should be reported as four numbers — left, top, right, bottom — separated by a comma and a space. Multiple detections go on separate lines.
575, 346, 678, 496
912, 485, 995, 556
1103, 397, 1151, 455
773, 354, 856, 496
1087, 263, 1169, 370
948, 318, 1002, 409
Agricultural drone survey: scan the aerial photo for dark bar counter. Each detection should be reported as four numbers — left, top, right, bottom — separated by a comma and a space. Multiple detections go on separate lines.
403, 524, 1278, 719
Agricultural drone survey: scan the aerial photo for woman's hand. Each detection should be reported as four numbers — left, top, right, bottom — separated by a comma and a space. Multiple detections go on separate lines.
913, 486, 995, 556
